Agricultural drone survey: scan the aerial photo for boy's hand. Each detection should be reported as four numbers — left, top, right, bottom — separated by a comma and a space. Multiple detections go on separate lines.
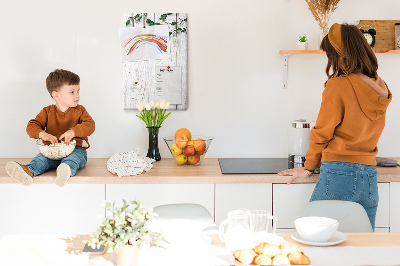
38, 131, 58, 145
278, 167, 312, 185
59, 129, 75, 145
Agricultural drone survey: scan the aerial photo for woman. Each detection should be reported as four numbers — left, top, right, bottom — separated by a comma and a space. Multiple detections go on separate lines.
278, 23, 392, 230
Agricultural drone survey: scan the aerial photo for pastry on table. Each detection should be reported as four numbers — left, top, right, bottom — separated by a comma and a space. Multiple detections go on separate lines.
254, 243, 282, 258
279, 243, 303, 256
272, 254, 290, 265
254, 254, 272, 265
287, 252, 311, 265
233, 249, 257, 265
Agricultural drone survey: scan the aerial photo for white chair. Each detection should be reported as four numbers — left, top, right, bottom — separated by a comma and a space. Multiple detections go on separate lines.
152, 203, 218, 234
301, 200, 373, 232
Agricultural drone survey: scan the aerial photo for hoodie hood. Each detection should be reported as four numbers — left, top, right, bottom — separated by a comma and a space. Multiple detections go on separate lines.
346, 73, 392, 121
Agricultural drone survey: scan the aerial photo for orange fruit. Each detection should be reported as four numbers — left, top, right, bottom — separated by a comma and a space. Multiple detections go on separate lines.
175, 128, 192, 141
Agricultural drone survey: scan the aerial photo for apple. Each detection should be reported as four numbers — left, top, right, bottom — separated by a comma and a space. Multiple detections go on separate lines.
188, 154, 200, 165
193, 138, 206, 152
175, 134, 188, 149
196, 149, 205, 155
176, 154, 188, 165
183, 145, 195, 156
171, 143, 182, 155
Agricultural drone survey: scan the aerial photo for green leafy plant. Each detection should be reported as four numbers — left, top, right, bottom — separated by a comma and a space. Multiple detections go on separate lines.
136, 100, 171, 127
126, 13, 187, 36
298, 34, 308, 42
88, 200, 160, 251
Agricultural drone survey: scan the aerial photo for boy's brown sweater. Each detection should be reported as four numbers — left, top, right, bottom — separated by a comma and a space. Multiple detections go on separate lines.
304, 73, 392, 171
26, 105, 95, 149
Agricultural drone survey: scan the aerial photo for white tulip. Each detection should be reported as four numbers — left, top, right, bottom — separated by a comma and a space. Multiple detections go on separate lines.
155, 101, 161, 108
159, 100, 167, 109
165, 101, 170, 109
144, 103, 152, 110
149, 100, 155, 108
136, 101, 144, 111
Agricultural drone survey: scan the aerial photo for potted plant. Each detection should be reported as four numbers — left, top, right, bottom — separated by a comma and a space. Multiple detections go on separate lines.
88, 200, 160, 266
298, 34, 309, 50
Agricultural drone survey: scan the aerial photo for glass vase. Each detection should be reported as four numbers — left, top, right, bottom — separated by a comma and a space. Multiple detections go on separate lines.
146, 126, 161, 161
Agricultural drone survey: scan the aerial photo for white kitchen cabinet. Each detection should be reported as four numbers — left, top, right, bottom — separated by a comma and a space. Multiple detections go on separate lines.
106, 184, 214, 219
0, 184, 105, 236
215, 184, 272, 227
375, 183, 390, 230
272, 183, 390, 230
390, 183, 400, 232
273, 184, 315, 229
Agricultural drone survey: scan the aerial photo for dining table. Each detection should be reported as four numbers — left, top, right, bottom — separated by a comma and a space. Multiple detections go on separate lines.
0, 233, 399, 265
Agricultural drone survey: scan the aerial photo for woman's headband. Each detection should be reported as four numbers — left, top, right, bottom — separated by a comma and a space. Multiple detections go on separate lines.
328, 23, 346, 57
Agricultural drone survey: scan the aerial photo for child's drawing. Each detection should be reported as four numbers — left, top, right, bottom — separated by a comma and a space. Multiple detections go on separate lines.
119, 25, 170, 61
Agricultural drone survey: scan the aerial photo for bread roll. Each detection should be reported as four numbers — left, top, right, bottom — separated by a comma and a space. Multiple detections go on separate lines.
254, 243, 282, 258
272, 255, 290, 265
288, 252, 311, 265
254, 254, 272, 265
233, 249, 257, 265
279, 243, 303, 256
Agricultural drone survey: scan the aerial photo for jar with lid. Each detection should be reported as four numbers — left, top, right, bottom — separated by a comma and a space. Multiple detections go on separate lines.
395, 23, 400, 50
288, 119, 311, 168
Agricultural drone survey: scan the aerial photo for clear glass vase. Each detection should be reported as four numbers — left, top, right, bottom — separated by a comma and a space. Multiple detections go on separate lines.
146, 126, 161, 161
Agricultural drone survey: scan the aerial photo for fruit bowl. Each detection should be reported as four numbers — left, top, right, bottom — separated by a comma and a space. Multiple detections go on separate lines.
37, 139, 76, 160
164, 136, 213, 166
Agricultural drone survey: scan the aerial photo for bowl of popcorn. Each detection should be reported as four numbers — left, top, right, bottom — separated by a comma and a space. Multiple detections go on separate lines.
37, 139, 76, 160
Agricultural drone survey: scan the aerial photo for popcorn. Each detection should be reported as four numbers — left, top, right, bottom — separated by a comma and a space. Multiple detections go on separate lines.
38, 140, 76, 160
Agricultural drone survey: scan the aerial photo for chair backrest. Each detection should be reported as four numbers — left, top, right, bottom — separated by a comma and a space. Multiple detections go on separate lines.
301, 200, 373, 232
153, 203, 217, 234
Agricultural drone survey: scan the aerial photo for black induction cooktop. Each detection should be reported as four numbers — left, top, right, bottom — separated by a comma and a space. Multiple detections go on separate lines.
218, 158, 291, 174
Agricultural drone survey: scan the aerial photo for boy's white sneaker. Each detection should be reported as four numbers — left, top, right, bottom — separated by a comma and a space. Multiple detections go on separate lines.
6, 161, 33, 186
55, 163, 71, 187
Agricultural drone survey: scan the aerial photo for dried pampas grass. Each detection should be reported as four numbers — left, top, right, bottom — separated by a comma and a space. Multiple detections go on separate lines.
305, 0, 341, 34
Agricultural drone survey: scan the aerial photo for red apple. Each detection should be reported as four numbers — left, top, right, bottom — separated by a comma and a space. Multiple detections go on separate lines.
193, 138, 206, 152
175, 134, 188, 149
183, 145, 195, 156
196, 149, 205, 155
188, 154, 200, 165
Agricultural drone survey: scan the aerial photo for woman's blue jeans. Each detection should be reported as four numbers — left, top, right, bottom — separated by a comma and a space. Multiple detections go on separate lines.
310, 162, 378, 230
26, 148, 87, 177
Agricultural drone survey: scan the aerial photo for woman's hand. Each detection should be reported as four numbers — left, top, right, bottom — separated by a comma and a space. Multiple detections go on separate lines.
59, 129, 75, 145
38, 131, 58, 145
278, 167, 312, 185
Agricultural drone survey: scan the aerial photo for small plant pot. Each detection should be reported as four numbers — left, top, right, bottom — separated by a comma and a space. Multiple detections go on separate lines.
298, 42, 309, 50
114, 244, 139, 266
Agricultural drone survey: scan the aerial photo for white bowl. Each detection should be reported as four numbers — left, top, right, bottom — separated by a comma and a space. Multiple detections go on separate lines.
161, 219, 203, 245
294, 216, 338, 242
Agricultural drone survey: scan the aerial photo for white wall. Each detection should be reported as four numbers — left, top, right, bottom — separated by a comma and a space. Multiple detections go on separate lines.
1, 0, 399, 159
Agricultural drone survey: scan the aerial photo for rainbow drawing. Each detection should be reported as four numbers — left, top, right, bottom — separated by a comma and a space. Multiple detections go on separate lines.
124, 34, 168, 55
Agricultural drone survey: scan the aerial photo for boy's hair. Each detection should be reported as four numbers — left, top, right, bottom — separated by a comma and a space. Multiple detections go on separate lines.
46, 69, 80, 97
321, 24, 378, 81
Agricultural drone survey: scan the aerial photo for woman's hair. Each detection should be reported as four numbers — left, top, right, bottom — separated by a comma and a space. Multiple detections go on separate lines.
46, 69, 80, 97
320, 24, 378, 81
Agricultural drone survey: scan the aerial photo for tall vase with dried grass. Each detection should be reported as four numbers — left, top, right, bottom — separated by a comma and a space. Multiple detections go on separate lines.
305, 0, 341, 45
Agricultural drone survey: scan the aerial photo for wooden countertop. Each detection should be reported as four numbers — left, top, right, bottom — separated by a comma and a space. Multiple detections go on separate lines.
1, 158, 399, 185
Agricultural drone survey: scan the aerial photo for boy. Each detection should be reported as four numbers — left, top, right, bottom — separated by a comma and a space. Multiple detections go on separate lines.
6, 69, 95, 187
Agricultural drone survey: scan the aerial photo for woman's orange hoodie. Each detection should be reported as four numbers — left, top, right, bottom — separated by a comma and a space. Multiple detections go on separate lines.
304, 73, 392, 171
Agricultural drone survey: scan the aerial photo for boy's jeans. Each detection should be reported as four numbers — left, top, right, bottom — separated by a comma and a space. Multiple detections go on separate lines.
310, 161, 378, 230
27, 148, 87, 177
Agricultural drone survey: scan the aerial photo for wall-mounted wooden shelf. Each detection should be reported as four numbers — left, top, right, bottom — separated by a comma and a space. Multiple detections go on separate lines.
279, 49, 400, 54
280, 49, 400, 89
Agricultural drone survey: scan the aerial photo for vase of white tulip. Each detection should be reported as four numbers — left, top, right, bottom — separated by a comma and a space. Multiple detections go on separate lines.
136, 100, 171, 161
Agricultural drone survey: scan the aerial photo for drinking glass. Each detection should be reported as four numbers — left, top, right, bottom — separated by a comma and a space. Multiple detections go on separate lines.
249, 210, 277, 243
